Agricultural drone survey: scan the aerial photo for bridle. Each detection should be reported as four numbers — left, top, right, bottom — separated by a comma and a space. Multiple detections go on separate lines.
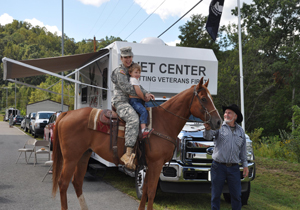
188, 85, 217, 124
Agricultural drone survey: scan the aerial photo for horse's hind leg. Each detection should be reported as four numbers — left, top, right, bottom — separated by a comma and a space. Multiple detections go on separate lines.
72, 149, 92, 210
59, 161, 78, 210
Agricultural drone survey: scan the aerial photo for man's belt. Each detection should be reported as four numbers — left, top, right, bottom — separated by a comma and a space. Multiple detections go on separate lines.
214, 161, 238, 167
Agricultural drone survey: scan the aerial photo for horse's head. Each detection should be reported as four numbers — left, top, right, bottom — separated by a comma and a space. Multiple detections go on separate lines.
189, 77, 222, 130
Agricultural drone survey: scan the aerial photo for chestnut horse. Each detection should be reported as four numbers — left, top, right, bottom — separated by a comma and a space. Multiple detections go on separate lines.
52, 77, 222, 210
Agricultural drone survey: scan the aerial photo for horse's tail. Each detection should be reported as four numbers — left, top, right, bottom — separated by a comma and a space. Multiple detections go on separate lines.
52, 111, 68, 197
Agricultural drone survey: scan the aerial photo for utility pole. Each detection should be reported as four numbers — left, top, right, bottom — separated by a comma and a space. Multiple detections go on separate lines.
85, 36, 103, 52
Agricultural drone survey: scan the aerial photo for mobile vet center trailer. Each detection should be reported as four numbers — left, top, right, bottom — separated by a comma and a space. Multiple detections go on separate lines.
74, 37, 218, 110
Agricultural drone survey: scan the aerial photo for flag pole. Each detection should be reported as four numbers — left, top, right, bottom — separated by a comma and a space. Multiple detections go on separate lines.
237, 0, 245, 130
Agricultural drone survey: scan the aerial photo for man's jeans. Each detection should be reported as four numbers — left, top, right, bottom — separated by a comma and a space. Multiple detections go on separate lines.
129, 98, 148, 124
211, 161, 242, 210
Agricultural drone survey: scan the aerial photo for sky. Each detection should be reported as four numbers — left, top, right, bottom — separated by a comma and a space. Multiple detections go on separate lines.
0, 0, 253, 46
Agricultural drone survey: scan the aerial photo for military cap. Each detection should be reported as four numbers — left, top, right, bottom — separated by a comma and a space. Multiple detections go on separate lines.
120, 46, 133, 57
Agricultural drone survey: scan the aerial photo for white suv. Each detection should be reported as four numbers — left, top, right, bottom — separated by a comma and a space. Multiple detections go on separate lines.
31, 111, 55, 138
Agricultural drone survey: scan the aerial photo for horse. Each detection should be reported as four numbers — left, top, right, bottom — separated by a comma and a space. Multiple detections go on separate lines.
52, 77, 222, 210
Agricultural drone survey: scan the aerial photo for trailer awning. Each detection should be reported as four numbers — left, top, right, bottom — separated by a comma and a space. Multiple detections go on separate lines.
2, 49, 109, 80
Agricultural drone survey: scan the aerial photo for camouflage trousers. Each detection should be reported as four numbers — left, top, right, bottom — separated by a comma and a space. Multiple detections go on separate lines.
114, 101, 139, 147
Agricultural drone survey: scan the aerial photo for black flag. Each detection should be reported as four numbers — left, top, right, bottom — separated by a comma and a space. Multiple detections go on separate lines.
205, 0, 225, 41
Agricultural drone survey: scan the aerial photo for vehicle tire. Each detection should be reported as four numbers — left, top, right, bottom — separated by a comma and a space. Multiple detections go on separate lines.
223, 182, 251, 206
24, 125, 27, 132
33, 129, 37, 138
135, 165, 147, 200
241, 182, 251, 206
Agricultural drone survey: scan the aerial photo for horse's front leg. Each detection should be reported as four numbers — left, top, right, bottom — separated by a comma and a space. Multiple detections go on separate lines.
138, 171, 149, 210
72, 150, 92, 210
138, 161, 164, 210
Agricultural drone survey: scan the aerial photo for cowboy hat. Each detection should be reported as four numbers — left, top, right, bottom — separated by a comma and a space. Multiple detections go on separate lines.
222, 104, 243, 123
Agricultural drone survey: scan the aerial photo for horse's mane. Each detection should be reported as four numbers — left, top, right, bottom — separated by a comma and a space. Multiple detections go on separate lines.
160, 86, 192, 109
160, 83, 212, 108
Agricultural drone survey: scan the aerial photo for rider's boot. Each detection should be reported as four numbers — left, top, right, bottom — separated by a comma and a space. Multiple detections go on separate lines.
120, 147, 136, 170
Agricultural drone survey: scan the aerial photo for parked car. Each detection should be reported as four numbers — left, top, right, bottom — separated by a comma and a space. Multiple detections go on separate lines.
44, 112, 61, 151
31, 111, 55, 138
13, 115, 24, 125
20, 118, 26, 129
24, 112, 36, 133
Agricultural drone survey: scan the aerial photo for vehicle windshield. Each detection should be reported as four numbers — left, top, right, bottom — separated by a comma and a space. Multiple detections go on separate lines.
38, 113, 54, 119
145, 100, 202, 122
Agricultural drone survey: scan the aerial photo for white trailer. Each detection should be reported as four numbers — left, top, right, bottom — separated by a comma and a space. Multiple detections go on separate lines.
74, 37, 218, 110
4, 108, 20, 121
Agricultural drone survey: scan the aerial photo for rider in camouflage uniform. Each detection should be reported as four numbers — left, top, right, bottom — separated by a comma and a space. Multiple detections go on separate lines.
111, 46, 153, 170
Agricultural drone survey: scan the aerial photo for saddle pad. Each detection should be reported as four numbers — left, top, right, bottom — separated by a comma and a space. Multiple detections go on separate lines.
88, 108, 125, 138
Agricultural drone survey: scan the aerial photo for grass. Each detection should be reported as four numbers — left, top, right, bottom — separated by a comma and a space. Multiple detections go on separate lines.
100, 157, 300, 210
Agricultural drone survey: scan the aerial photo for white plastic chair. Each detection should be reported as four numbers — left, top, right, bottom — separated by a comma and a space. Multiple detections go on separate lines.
42, 160, 53, 182
34, 140, 51, 166
16, 139, 37, 164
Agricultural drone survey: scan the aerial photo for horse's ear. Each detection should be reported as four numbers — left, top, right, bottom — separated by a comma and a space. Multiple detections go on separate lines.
196, 77, 204, 90
204, 79, 209, 87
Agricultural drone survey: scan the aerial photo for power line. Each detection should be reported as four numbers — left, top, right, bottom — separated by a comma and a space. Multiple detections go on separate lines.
157, 0, 203, 38
116, 0, 150, 38
106, 0, 135, 36
95, 0, 121, 36
86, 2, 108, 39
125, 0, 167, 40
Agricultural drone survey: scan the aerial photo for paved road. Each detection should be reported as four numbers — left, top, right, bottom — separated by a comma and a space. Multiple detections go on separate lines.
0, 121, 140, 210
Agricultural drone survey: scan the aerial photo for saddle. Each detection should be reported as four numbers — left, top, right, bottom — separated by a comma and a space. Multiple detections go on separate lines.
100, 109, 125, 126
88, 108, 125, 134
87, 107, 151, 166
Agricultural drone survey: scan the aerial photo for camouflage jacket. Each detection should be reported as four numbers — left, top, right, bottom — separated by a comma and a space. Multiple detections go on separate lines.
111, 63, 148, 104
